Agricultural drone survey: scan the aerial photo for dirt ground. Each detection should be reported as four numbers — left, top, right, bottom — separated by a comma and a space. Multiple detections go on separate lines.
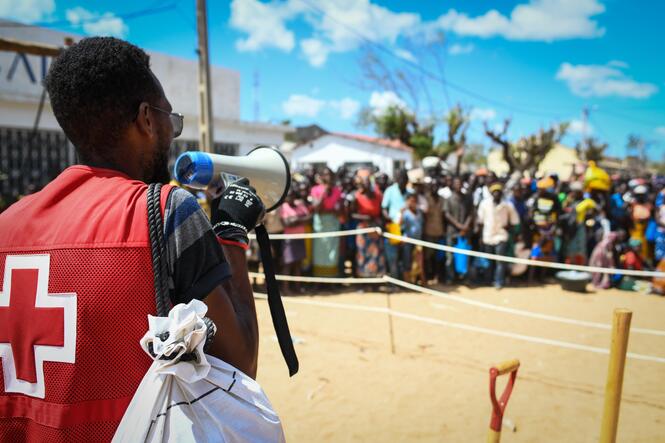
253, 283, 665, 442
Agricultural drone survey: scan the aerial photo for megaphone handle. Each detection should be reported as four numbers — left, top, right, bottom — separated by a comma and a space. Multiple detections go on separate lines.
254, 224, 299, 376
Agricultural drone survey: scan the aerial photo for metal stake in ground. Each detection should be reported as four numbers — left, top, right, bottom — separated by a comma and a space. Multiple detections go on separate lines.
599, 308, 632, 443
487, 359, 520, 443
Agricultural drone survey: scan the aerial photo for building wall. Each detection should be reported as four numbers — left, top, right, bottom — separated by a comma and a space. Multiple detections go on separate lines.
0, 21, 290, 200
0, 21, 290, 152
291, 135, 413, 176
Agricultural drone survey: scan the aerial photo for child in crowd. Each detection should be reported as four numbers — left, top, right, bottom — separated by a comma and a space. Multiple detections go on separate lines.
401, 192, 425, 283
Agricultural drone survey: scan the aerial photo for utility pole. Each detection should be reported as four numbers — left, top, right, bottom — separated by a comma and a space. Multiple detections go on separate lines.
582, 106, 589, 148
253, 69, 260, 122
196, 0, 214, 153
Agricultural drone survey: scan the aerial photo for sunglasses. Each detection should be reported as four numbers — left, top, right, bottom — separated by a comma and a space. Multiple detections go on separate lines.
149, 105, 184, 138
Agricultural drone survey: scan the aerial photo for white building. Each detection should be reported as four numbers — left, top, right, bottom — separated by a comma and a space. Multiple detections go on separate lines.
0, 20, 291, 199
286, 130, 413, 177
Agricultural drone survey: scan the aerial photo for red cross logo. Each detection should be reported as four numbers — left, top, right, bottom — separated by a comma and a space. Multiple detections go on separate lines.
0, 255, 76, 399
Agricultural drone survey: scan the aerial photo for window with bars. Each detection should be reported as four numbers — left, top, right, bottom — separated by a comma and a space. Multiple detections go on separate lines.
0, 129, 241, 209
0, 127, 74, 206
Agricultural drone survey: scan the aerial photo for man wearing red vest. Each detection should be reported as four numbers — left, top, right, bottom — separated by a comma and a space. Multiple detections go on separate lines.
0, 37, 264, 441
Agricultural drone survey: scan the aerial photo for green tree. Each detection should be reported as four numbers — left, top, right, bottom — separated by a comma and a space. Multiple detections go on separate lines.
358, 105, 435, 159
433, 105, 470, 174
357, 44, 475, 165
461, 143, 487, 168
576, 137, 608, 162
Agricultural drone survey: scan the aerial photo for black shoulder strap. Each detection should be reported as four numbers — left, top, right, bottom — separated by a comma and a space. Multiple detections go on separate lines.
255, 224, 299, 376
147, 183, 171, 317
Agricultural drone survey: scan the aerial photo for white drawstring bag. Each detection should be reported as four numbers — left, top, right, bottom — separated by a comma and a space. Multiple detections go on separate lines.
113, 300, 285, 443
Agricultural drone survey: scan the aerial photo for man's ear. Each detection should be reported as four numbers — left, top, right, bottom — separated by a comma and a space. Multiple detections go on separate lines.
135, 102, 155, 137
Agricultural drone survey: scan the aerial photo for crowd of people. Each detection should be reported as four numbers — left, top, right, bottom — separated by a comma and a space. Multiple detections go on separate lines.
257, 162, 665, 295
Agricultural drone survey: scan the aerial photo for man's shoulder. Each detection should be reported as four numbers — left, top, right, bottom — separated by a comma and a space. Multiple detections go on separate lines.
0, 167, 153, 248
382, 184, 398, 201
163, 187, 209, 235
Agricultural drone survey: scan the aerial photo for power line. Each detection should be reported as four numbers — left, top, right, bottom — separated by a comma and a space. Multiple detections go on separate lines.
587, 114, 611, 143
594, 108, 661, 128
174, 2, 198, 32
299, 0, 660, 126
299, 0, 572, 120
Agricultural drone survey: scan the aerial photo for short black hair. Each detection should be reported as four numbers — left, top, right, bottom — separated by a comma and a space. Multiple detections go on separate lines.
45, 37, 162, 161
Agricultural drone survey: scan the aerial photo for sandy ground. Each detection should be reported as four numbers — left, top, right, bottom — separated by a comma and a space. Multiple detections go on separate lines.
253, 283, 665, 442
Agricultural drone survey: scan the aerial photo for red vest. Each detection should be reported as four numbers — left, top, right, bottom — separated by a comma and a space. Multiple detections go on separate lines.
0, 166, 171, 442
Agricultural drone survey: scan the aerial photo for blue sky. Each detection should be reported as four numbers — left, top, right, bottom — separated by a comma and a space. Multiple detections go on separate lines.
2, 0, 664, 159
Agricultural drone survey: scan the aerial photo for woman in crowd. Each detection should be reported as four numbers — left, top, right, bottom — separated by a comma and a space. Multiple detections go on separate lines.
351, 168, 386, 279
310, 167, 343, 277
563, 182, 596, 265
629, 185, 652, 263
528, 176, 561, 281
295, 177, 314, 274
279, 187, 312, 294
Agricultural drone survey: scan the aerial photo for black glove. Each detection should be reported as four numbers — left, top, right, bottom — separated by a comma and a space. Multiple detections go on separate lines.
212, 178, 265, 249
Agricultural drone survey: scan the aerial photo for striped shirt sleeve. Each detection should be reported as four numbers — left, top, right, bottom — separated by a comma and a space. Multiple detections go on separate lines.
163, 187, 231, 304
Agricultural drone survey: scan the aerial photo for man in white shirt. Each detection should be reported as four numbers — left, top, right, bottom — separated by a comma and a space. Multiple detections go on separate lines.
477, 182, 519, 289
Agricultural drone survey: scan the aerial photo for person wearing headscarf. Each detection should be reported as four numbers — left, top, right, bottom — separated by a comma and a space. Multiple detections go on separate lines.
629, 184, 652, 262
563, 181, 596, 265
310, 167, 343, 277
528, 176, 562, 262
351, 169, 386, 279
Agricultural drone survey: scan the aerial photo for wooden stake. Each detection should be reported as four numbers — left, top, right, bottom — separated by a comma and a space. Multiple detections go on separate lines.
599, 308, 632, 443
386, 292, 395, 354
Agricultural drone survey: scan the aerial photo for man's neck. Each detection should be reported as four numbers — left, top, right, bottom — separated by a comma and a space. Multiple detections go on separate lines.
81, 156, 142, 182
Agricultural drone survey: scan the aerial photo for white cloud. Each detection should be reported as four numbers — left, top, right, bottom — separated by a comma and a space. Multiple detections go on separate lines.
369, 91, 408, 115
330, 97, 361, 120
66, 7, 128, 38
282, 94, 360, 120
300, 38, 329, 67
448, 43, 474, 55
470, 107, 496, 121
230, 0, 304, 52
568, 119, 593, 135
556, 62, 658, 99
433, 0, 605, 41
229, 0, 419, 66
655, 126, 665, 138
83, 15, 127, 37
0, 0, 54, 23
608, 60, 628, 68
394, 49, 417, 63
300, 0, 420, 66
228, 0, 606, 66
282, 94, 326, 118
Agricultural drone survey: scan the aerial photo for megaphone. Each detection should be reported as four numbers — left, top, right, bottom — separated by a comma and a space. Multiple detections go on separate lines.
173, 145, 290, 212
175, 146, 299, 376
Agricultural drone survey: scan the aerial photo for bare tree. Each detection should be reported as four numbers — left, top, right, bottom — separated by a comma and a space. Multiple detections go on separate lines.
357, 46, 429, 116
485, 119, 569, 175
